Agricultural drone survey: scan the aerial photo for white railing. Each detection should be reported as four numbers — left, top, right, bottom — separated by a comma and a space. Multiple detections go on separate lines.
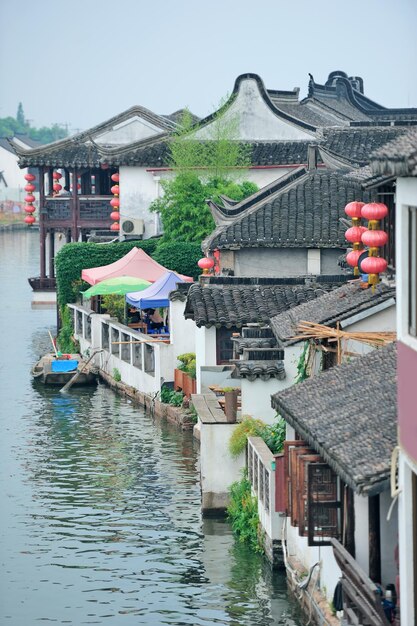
68, 304, 174, 394
247, 436, 282, 541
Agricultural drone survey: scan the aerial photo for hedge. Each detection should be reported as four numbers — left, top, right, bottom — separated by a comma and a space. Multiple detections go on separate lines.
55, 239, 202, 307
153, 241, 203, 281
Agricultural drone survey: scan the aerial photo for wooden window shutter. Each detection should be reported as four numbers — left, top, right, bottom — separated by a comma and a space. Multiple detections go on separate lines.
284, 441, 308, 524
297, 454, 321, 537
307, 462, 341, 547
274, 453, 286, 513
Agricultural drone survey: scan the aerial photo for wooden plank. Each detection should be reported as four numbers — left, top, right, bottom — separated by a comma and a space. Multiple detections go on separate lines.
191, 394, 216, 424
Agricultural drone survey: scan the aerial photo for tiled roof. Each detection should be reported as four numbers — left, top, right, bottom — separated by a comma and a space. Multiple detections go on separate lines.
270, 282, 396, 345
205, 169, 369, 252
271, 342, 397, 495
234, 360, 286, 382
320, 127, 409, 166
370, 128, 417, 178
184, 278, 345, 328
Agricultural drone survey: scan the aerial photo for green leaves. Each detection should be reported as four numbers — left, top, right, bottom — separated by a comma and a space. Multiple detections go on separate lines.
227, 471, 262, 553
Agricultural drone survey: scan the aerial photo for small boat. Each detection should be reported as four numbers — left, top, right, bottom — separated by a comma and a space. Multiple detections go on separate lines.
32, 353, 97, 386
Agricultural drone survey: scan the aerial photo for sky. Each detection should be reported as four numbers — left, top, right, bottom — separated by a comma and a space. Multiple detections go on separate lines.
1, 0, 416, 133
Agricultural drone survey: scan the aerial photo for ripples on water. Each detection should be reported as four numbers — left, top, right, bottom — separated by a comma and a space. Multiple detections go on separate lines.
0, 231, 302, 625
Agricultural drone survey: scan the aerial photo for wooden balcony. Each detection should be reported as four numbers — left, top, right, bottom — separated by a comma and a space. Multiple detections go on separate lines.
28, 276, 56, 291
42, 197, 112, 227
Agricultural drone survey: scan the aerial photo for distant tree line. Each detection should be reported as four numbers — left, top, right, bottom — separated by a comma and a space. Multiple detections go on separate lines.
0, 102, 68, 144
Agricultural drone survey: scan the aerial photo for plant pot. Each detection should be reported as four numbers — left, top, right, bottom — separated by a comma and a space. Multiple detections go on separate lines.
174, 368, 184, 391
224, 389, 238, 423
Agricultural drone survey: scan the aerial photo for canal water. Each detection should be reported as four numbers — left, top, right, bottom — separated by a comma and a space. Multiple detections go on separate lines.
0, 230, 302, 626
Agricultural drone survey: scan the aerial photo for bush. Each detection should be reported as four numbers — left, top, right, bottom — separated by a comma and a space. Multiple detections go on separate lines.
228, 416, 266, 458
176, 352, 196, 379
153, 241, 202, 281
56, 306, 78, 353
101, 294, 125, 323
227, 470, 262, 553
258, 416, 286, 454
55, 239, 159, 308
113, 368, 121, 382
159, 385, 184, 407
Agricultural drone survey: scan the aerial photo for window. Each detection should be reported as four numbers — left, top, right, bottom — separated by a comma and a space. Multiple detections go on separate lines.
216, 326, 239, 363
101, 323, 109, 349
409, 206, 417, 337
284, 440, 342, 547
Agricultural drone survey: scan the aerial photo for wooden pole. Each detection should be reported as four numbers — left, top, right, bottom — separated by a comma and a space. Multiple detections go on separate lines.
48, 330, 58, 357
368, 494, 381, 583
111, 339, 169, 344
59, 349, 102, 394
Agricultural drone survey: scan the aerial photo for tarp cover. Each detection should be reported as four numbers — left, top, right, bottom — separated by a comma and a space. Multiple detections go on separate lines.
51, 360, 78, 372
81, 247, 192, 286
126, 271, 190, 309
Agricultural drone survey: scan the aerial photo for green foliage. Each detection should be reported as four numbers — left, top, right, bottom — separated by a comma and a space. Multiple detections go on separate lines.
0, 105, 68, 145
227, 471, 262, 553
159, 385, 184, 406
296, 341, 310, 383
228, 416, 266, 458
56, 306, 78, 353
152, 240, 202, 280
101, 294, 125, 322
258, 416, 286, 454
176, 353, 196, 379
170, 104, 252, 180
113, 368, 121, 382
54, 239, 159, 308
150, 173, 257, 243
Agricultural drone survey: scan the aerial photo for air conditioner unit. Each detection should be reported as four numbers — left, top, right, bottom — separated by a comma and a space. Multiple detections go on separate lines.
120, 218, 144, 236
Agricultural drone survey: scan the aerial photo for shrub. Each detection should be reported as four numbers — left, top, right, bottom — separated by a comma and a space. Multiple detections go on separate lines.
101, 294, 125, 323
56, 306, 78, 353
55, 239, 159, 308
113, 368, 121, 382
159, 385, 184, 407
153, 241, 202, 281
258, 416, 286, 454
227, 470, 262, 553
176, 353, 196, 379
228, 416, 266, 458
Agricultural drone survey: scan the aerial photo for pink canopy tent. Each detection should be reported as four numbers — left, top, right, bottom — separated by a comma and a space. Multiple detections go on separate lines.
81, 247, 193, 286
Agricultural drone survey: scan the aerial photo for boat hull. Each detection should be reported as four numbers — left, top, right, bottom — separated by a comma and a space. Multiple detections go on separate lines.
32, 354, 97, 386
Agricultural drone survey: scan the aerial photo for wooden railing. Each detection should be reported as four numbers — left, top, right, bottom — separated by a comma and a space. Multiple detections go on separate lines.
28, 276, 57, 291
42, 197, 111, 223
331, 538, 391, 626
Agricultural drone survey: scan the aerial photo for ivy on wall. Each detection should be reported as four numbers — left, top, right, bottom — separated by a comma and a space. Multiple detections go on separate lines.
153, 241, 202, 281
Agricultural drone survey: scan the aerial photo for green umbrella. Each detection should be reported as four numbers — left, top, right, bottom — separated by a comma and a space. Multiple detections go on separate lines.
82, 276, 151, 299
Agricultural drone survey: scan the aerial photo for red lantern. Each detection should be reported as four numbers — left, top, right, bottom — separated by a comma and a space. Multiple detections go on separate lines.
361, 230, 388, 248
24, 215, 36, 225
110, 185, 120, 195
110, 222, 120, 231
24, 183, 36, 193
110, 197, 120, 208
346, 249, 364, 268
25, 194, 35, 203
110, 211, 119, 221
24, 173, 36, 182
111, 173, 120, 183
53, 171, 62, 180
361, 256, 388, 274
198, 257, 215, 273
24, 204, 36, 213
53, 183, 62, 193
345, 226, 367, 243
361, 202, 388, 221
344, 201, 365, 219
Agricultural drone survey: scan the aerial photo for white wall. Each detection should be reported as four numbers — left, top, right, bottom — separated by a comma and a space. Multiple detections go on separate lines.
200, 421, 245, 512
169, 299, 196, 363
120, 166, 160, 238
195, 325, 217, 393
235, 248, 308, 277
194, 78, 314, 142
0, 147, 36, 203
398, 453, 417, 626
354, 493, 369, 575
241, 377, 288, 424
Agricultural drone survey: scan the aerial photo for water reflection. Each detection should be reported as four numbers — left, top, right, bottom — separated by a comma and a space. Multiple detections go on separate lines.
0, 231, 302, 625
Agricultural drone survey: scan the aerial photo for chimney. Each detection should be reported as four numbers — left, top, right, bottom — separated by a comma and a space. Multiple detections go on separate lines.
307, 145, 318, 170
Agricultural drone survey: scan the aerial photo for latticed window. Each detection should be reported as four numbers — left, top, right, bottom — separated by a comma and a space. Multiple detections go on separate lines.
253, 456, 259, 494
264, 466, 270, 513
284, 440, 342, 547
248, 445, 253, 484
259, 461, 264, 503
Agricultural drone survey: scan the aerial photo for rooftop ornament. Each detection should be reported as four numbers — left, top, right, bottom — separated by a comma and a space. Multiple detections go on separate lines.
360, 202, 388, 287
198, 257, 215, 275
23, 172, 36, 226
110, 172, 120, 231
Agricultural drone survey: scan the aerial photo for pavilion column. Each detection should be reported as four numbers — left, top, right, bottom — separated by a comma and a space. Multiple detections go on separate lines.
66, 229, 71, 243
49, 229, 55, 278
72, 167, 79, 242
39, 166, 47, 279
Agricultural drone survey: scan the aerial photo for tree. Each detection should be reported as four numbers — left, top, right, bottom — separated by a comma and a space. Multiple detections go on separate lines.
16, 102, 25, 126
150, 102, 257, 242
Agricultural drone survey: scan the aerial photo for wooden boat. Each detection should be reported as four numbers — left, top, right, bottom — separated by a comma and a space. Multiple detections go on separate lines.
32, 353, 97, 386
